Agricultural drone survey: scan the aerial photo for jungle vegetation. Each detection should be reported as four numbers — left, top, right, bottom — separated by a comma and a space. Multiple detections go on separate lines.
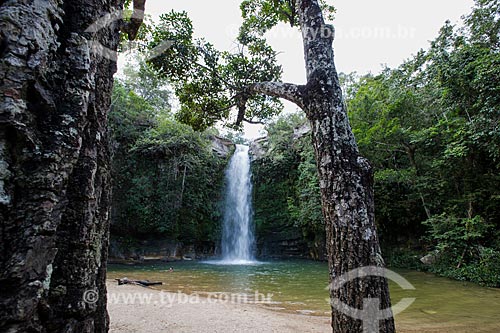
109, 0, 499, 287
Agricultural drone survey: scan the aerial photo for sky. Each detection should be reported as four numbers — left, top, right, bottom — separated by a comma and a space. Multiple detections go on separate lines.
130, 0, 476, 138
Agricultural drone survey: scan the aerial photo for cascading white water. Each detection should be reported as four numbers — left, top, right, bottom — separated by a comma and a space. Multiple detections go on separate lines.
220, 144, 256, 264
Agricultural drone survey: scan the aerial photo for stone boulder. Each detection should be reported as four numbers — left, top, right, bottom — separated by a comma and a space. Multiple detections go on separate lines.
420, 252, 440, 265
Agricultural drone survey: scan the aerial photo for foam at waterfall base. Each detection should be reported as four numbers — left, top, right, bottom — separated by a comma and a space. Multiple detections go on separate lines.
202, 259, 263, 266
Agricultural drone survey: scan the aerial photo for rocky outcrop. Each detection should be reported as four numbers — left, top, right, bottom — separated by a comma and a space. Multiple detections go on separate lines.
249, 136, 268, 160
249, 122, 310, 161
293, 122, 311, 140
210, 135, 235, 158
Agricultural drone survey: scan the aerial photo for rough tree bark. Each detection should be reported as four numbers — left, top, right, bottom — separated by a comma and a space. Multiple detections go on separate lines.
250, 1, 395, 332
0, 0, 138, 331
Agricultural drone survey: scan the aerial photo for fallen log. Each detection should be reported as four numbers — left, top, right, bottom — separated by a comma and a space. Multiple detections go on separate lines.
116, 278, 163, 287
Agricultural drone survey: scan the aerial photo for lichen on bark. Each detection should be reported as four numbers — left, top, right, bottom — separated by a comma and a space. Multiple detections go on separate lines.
244, 1, 395, 331
0, 0, 127, 331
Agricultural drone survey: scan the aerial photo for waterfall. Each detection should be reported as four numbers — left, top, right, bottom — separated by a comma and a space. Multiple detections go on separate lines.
220, 144, 256, 264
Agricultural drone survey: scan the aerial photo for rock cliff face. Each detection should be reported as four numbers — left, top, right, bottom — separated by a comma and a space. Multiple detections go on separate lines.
249, 122, 311, 161
292, 122, 311, 140
108, 238, 218, 262
257, 229, 326, 260
108, 131, 324, 262
210, 135, 235, 158
108, 135, 231, 263
249, 126, 325, 261
258, 231, 310, 259
249, 136, 268, 160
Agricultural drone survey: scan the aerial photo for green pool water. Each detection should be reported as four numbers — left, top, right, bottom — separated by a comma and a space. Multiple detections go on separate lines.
107, 260, 500, 332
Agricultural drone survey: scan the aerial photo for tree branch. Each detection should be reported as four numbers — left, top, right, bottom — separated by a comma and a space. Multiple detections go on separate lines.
249, 82, 305, 108
243, 118, 265, 125
234, 81, 304, 126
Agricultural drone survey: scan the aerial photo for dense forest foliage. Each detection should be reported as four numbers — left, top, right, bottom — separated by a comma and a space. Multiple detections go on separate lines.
253, 0, 500, 286
349, 0, 500, 286
109, 0, 499, 286
109, 61, 228, 252
251, 114, 325, 259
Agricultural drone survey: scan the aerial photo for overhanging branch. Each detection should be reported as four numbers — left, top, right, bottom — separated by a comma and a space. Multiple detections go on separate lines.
235, 81, 304, 126
249, 82, 305, 108
243, 118, 265, 125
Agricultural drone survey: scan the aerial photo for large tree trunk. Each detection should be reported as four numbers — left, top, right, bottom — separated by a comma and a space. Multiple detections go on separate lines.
299, 2, 395, 332
251, 1, 395, 332
0, 0, 124, 331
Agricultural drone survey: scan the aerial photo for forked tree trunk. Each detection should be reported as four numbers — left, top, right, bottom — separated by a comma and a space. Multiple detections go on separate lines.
0, 0, 124, 331
251, 0, 395, 331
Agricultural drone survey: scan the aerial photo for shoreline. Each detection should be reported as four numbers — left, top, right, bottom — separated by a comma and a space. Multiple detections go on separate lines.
107, 281, 331, 332
106, 280, 500, 333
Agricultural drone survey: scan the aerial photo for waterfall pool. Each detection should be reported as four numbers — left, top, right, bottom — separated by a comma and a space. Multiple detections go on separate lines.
107, 259, 500, 331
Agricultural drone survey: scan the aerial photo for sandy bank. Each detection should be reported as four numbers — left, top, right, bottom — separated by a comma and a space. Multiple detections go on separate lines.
107, 281, 331, 332
107, 282, 499, 333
